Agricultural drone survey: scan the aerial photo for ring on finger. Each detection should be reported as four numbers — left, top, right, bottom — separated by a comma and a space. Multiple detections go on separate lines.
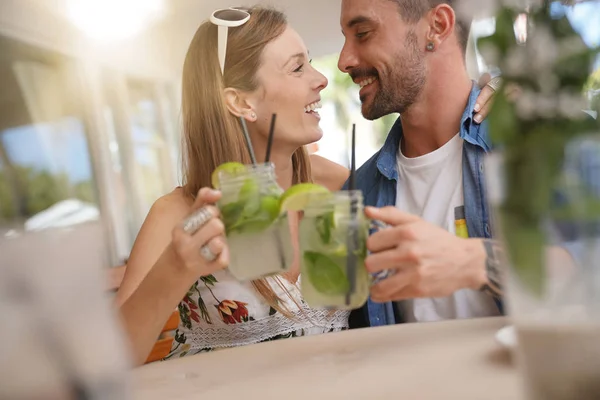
182, 206, 213, 235
486, 76, 503, 92
199, 244, 218, 262
200, 237, 223, 262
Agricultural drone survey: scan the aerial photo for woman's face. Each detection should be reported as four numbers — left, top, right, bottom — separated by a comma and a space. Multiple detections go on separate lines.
249, 26, 328, 149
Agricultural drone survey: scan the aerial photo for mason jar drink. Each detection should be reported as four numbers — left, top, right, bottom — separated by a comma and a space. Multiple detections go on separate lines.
298, 190, 370, 309
215, 163, 293, 281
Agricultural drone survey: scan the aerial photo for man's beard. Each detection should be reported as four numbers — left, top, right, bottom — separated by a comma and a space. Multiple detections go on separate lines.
362, 30, 426, 120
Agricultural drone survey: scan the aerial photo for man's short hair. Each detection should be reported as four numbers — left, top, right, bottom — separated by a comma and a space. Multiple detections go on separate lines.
390, 0, 472, 51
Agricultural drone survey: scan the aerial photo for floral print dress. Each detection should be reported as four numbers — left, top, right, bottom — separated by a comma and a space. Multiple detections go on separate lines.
164, 270, 350, 359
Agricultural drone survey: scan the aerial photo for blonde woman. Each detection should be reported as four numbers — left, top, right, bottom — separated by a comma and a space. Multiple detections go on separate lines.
117, 7, 351, 365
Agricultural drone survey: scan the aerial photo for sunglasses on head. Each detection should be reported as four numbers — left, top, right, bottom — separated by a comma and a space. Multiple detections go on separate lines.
210, 7, 251, 74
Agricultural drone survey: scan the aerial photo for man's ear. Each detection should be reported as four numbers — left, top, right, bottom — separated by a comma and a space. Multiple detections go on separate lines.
223, 87, 257, 122
425, 4, 455, 50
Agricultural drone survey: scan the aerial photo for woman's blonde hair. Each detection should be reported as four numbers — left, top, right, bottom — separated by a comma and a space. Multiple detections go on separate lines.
181, 7, 311, 315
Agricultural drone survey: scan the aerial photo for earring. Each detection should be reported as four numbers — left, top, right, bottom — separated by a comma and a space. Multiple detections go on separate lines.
426, 42, 435, 52
250, 112, 256, 119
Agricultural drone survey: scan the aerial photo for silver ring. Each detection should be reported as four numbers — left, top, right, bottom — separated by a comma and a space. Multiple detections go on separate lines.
371, 269, 396, 285
200, 244, 217, 262
486, 76, 503, 92
182, 207, 212, 234
370, 220, 390, 230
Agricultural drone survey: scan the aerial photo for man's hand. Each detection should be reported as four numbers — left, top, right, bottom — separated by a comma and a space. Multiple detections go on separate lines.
364, 206, 487, 303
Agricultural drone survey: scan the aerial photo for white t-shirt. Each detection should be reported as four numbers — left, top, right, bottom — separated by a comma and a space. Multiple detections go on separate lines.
395, 133, 500, 322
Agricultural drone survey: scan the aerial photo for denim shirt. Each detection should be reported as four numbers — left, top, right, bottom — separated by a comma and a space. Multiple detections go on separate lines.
345, 83, 504, 328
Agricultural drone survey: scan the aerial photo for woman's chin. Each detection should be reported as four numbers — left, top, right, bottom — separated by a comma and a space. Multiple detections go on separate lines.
285, 128, 323, 151
306, 127, 324, 144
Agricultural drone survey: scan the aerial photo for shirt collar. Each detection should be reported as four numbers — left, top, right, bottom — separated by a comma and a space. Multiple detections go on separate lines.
461, 82, 491, 151
376, 81, 491, 180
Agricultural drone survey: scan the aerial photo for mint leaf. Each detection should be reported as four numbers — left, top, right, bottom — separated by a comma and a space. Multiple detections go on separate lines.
315, 212, 334, 244
303, 251, 350, 295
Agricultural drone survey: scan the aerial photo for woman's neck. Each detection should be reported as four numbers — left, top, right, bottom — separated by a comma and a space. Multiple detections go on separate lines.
264, 151, 294, 190
249, 134, 296, 190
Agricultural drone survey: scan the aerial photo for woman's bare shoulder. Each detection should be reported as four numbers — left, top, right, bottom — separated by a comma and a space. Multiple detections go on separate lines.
115, 187, 194, 305
151, 187, 193, 216
310, 154, 350, 191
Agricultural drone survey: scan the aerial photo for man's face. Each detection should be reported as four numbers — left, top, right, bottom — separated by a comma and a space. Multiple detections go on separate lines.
339, 0, 427, 120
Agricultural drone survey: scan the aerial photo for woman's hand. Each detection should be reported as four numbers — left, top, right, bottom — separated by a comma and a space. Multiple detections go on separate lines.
474, 73, 522, 124
473, 73, 498, 124
170, 187, 229, 277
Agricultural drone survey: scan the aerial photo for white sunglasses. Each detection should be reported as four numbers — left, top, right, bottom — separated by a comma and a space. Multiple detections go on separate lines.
210, 7, 251, 74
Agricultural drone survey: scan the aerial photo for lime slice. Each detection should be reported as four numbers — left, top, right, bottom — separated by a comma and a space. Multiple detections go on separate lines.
330, 245, 348, 258
211, 162, 246, 188
230, 217, 275, 234
239, 178, 260, 216
259, 195, 281, 220
231, 195, 281, 233
224, 194, 281, 235
280, 183, 331, 212
221, 202, 244, 229
303, 251, 350, 295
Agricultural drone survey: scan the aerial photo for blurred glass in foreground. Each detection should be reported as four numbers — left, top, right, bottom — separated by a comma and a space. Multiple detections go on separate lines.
0, 224, 131, 399
481, 1, 600, 399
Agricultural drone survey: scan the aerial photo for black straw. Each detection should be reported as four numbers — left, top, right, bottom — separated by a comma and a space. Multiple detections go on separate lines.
346, 123, 358, 306
265, 113, 277, 163
239, 116, 257, 164
264, 113, 284, 269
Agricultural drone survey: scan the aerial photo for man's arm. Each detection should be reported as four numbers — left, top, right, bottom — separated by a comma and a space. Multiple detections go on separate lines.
363, 206, 580, 302
480, 239, 504, 298
477, 239, 577, 300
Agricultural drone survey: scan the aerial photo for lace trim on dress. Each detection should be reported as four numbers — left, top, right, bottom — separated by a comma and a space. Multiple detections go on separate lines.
185, 308, 349, 349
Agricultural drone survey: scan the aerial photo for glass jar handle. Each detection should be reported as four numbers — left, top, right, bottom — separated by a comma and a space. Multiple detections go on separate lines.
368, 219, 396, 284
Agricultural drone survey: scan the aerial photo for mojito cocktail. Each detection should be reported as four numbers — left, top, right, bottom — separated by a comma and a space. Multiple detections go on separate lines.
298, 190, 370, 309
214, 162, 292, 281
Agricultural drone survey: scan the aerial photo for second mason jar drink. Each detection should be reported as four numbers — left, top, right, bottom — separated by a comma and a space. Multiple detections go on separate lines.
216, 163, 293, 281
299, 190, 370, 309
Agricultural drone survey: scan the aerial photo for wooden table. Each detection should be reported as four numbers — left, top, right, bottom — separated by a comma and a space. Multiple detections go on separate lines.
132, 317, 522, 399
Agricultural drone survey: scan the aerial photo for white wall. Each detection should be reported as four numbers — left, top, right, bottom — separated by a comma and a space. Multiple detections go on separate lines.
0, 0, 179, 80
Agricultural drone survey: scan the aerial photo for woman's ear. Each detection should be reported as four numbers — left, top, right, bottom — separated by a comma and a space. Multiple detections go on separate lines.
223, 88, 257, 122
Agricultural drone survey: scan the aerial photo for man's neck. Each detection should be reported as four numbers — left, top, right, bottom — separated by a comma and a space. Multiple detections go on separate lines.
400, 63, 472, 158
